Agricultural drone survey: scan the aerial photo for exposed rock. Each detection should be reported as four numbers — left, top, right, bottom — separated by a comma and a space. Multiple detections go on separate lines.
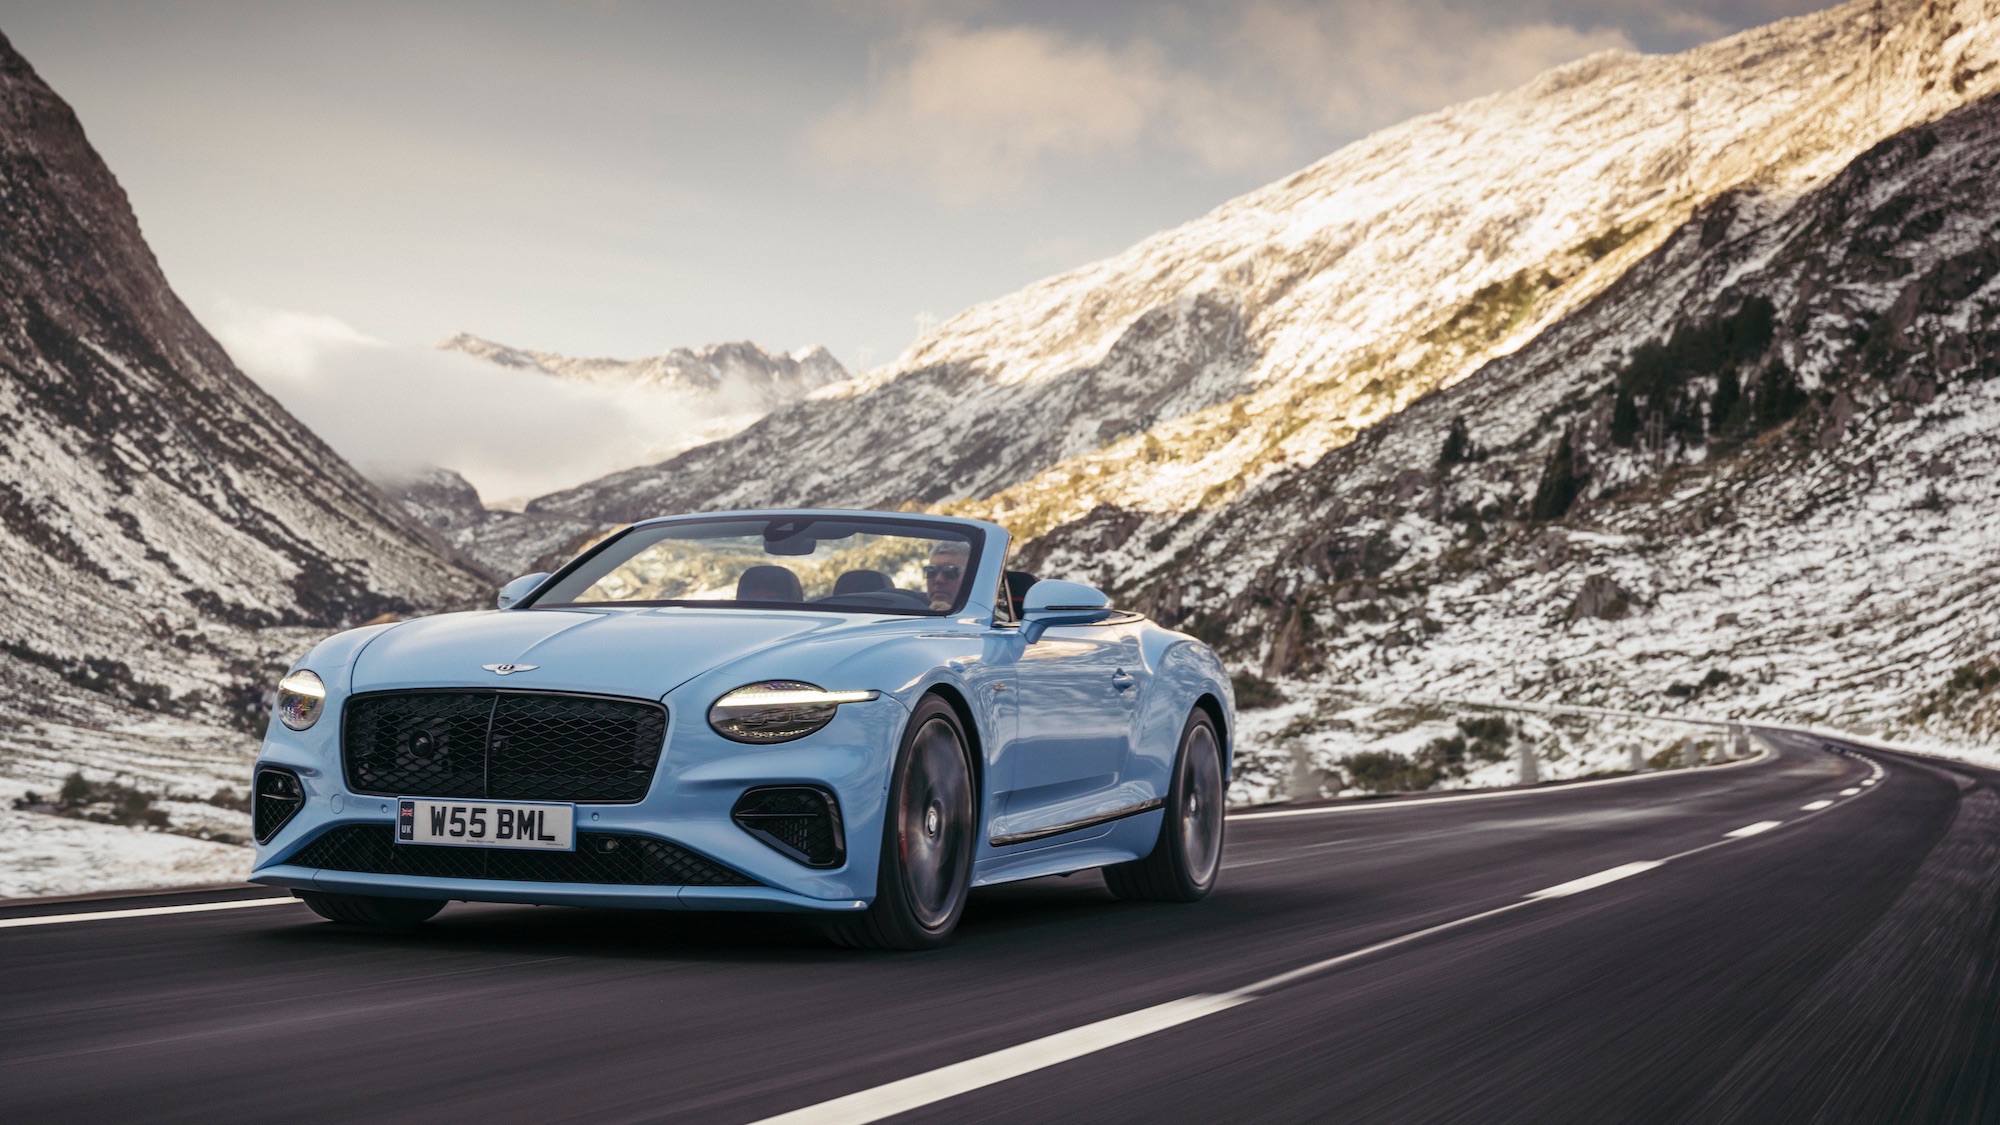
1569, 574, 1634, 622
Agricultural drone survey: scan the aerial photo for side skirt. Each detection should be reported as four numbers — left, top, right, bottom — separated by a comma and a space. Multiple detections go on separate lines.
988, 798, 1166, 848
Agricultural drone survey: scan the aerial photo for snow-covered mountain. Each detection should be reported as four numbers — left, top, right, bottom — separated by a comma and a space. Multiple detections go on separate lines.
439, 332, 846, 408
0, 31, 486, 892
472, 0, 2000, 584
427, 334, 849, 573
1076, 86, 2000, 792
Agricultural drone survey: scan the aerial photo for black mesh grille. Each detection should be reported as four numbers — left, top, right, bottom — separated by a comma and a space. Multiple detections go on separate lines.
732, 786, 845, 868
343, 691, 666, 803
253, 767, 304, 843
288, 825, 757, 887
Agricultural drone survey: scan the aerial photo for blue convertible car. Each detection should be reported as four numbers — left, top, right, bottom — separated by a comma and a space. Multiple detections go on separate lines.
248, 510, 1232, 949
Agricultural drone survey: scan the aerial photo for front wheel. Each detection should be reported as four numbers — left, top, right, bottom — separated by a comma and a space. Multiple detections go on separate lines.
1104, 709, 1225, 902
824, 695, 976, 950
297, 891, 445, 928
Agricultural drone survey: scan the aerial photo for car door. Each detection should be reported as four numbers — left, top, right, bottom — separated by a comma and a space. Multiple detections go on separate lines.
997, 618, 1148, 836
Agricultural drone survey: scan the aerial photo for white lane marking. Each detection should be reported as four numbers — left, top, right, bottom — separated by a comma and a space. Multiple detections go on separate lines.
1234, 743, 1774, 823
1801, 800, 1833, 810
1840, 787, 1861, 796
1525, 861, 1665, 899
748, 995, 1248, 1125
765, 745, 1905, 1123
1723, 820, 1783, 838
0, 897, 295, 930
1862, 779, 1876, 786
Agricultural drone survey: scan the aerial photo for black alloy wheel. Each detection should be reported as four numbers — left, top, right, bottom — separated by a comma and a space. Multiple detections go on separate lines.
1104, 708, 1225, 902
824, 695, 976, 950
297, 891, 446, 928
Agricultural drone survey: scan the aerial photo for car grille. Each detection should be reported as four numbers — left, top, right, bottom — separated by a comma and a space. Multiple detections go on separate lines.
288, 825, 758, 887
343, 690, 666, 804
731, 786, 845, 868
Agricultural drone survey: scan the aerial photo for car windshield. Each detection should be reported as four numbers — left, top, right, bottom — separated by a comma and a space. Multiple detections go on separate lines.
528, 516, 983, 616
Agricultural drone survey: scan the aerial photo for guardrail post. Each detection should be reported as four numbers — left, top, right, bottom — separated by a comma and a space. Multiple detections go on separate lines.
1682, 736, 1699, 768
1630, 742, 1645, 772
1518, 736, 1540, 785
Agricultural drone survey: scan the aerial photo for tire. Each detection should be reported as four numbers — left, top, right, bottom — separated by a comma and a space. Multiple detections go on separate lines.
1104, 709, 1225, 903
824, 695, 976, 951
297, 891, 446, 928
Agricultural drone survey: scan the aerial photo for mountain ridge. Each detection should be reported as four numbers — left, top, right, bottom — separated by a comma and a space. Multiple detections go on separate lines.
0, 27, 485, 876
465, 0, 2000, 581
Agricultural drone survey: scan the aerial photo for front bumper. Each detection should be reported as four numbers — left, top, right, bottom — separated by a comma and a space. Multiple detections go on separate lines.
249, 693, 905, 912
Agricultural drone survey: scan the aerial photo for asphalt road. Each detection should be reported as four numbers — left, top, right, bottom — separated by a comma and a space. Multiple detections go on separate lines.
3, 733, 1995, 1124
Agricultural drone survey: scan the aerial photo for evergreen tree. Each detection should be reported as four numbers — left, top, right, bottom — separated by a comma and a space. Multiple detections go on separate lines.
1754, 361, 1806, 429
1710, 366, 1742, 435
1611, 386, 1641, 447
1437, 416, 1471, 467
1672, 392, 1705, 444
1530, 430, 1581, 520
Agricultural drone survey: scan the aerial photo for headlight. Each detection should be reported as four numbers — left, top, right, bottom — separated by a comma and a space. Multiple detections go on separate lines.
708, 681, 879, 744
276, 669, 327, 731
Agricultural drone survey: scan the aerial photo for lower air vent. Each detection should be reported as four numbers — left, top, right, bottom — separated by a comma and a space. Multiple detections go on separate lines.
253, 767, 304, 843
732, 786, 845, 868
288, 825, 758, 887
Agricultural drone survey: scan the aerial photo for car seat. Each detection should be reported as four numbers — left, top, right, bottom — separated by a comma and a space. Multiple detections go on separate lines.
1004, 570, 1038, 618
832, 569, 893, 596
737, 564, 804, 602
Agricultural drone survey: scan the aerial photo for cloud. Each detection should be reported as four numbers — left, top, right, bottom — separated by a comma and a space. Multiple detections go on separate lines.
205, 302, 754, 508
810, 6, 1636, 203
1235, 2, 1636, 136
807, 23, 1288, 203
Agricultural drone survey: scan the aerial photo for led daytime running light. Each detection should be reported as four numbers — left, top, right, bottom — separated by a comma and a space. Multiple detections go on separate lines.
708, 680, 879, 744
718, 687, 879, 708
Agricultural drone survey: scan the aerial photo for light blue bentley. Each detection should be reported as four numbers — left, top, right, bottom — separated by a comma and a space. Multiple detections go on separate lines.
248, 510, 1231, 949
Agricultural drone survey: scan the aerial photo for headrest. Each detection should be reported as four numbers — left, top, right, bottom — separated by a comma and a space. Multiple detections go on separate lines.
736, 564, 803, 603
832, 569, 893, 595
1004, 570, 1038, 614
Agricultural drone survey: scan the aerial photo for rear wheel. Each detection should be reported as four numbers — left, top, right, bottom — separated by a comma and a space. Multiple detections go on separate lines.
1104, 709, 1224, 903
297, 891, 446, 928
824, 696, 975, 950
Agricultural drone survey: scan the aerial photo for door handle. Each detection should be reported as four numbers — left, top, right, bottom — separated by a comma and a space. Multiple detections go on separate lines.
1111, 669, 1135, 691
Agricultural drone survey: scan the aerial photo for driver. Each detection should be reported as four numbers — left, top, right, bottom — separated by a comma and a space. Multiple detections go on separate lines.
922, 541, 970, 611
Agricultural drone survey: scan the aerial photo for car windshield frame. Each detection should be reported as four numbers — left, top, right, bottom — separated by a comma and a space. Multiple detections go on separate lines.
522, 515, 988, 617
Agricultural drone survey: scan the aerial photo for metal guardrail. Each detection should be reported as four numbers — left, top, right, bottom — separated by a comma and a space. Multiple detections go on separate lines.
1283, 687, 1759, 793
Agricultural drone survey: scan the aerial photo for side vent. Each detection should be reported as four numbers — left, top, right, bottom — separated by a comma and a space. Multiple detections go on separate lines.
731, 786, 845, 868
253, 767, 305, 843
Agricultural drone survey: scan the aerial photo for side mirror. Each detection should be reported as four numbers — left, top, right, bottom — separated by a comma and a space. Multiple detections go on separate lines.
496, 572, 550, 610
1019, 579, 1114, 643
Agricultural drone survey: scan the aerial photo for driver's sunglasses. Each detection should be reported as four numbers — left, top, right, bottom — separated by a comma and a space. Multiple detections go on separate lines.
922, 564, 963, 579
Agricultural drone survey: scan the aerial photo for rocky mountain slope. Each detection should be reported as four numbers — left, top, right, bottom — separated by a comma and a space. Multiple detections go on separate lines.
469, 0, 2000, 582
0, 30, 486, 891
1090, 87, 2000, 797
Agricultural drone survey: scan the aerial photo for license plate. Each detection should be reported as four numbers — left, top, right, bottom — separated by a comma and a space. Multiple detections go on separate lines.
397, 798, 575, 851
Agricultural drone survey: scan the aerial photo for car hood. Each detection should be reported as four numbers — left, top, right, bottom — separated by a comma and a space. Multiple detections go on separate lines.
349, 607, 847, 700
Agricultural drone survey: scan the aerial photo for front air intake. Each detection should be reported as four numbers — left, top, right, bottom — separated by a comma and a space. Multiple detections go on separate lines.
253, 767, 304, 843
732, 786, 845, 868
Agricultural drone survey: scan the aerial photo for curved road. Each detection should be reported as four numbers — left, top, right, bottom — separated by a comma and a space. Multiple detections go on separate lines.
2, 734, 1995, 1123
